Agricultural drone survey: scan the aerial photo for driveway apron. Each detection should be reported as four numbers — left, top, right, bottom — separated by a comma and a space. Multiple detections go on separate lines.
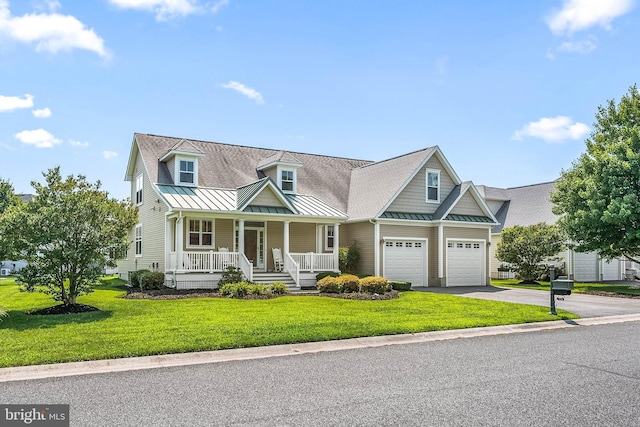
417, 285, 640, 318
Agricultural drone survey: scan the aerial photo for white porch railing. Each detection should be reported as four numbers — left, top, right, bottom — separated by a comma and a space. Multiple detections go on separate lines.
167, 251, 239, 273
290, 252, 337, 272
284, 252, 300, 287
238, 253, 253, 282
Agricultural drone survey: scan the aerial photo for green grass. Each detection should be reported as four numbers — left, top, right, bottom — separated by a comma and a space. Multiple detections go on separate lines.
492, 278, 640, 295
0, 276, 577, 368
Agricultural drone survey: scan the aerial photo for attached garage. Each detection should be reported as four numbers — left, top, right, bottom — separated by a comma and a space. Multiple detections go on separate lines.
573, 251, 598, 282
383, 239, 427, 287
446, 240, 485, 286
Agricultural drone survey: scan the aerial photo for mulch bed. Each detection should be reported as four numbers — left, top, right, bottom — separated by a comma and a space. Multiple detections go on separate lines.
29, 304, 100, 315
121, 287, 399, 301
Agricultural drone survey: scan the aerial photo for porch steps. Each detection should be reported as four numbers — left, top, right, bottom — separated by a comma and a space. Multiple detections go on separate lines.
252, 272, 298, 290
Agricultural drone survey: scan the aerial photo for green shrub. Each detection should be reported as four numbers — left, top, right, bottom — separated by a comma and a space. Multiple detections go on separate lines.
337, 274, 360, 293
249, 284, 268, 295
139, 271, 166, 291
217, 266, 245, 287
219, 282, 251, 298
317, 276, 342, 293
359, 276, 391, 294
316, 271, 340, 281
129, 269, 150, 288
268, 282, 288, 295
339, 241, 360, 273
390, 281, 412, 291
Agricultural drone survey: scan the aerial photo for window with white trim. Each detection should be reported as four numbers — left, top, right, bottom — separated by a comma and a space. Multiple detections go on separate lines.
281, 170, 294, 192
325, 225, 335, 250
135, 224, 142, 257
135, 174, 143, 205
426, 169, 440, 203
179, 160, 195, 184
188, 219, 213, 247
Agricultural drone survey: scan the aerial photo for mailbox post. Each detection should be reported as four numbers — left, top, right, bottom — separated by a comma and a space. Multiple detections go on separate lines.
549, 265, 574, 315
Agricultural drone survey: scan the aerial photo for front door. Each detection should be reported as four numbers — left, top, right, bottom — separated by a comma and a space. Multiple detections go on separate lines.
243, 228, 265, 270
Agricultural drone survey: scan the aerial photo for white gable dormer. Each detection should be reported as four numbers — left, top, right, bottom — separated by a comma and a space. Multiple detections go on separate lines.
159, 139, 205, 187
256, 151, 303, 195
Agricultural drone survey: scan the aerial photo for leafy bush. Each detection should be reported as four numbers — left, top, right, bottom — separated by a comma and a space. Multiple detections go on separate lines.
139, 271, 166, 291
359, 276, 391, 294
268, 282, 288, 295
218, 266, 245, 287
129, 269, 150, 288
390, 281, 411, 291
338, 241, 360, 273
337, 274, 360, 293
317, 276, 342, 293
316, 271, 340, 281
249, 284, 268, 295
219, 282, 251, 298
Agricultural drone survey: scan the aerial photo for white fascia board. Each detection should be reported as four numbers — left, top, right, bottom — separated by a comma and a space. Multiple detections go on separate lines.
238, 180, 299, 214
159, 149, 206, 163
124, 135, 140, 181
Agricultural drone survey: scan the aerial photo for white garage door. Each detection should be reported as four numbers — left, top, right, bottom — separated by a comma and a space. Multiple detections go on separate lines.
447, 240, 485, 286
573, 251, 598, 282
601, 259, 621, 281
384, 240, 427, 287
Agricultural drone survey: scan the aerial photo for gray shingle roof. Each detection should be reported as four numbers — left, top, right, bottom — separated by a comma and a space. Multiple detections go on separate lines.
347, 147, 436, 221
256, 151, 303, 170
135, 133, 370, 214
482, 181, 558, 233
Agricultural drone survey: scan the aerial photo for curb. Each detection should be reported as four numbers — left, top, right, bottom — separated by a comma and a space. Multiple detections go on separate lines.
2, 313, 640, 383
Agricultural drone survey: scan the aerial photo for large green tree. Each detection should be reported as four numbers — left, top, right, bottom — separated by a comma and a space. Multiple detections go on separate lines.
0, 168, 138, 305
495, 223, 565, 282
551, 84, 640, 263
0, 177, 22, 261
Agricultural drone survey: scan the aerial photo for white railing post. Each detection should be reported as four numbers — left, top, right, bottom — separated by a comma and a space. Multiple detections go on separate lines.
209, 250, 214, 273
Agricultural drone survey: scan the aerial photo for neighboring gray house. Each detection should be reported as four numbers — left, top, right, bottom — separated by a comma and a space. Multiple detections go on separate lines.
478, 182, 623, 282
118, 133, 499, 289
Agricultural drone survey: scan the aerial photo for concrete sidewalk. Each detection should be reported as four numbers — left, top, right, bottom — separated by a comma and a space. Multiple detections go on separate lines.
417, 285, 640, 318
2, 313, 640, 384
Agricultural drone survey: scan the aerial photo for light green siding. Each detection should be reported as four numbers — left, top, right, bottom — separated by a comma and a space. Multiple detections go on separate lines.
342, 222, 375, 276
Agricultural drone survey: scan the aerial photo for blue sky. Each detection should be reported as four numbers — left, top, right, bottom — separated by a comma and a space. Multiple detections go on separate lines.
1, 0, 638, 200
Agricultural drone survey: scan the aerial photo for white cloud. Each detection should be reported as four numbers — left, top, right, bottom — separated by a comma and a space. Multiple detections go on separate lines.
0, 93, 34, 112
103, 150, 118, 159
557, 37, 598, 54
69, 139, 89, 147
0, 0, 109, 58
546, 0, 634, 35
220, 81, 264, 104
32, 107, 52, 118
14, 128, 62, 148
210, 0, 229, 14
512, 116, 590, 142
34, 0, 61, 13
108, 0, 199, 21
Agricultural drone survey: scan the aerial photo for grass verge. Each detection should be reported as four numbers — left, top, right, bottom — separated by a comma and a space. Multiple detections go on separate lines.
492, 279, 640, 296
0, 276, 577, 368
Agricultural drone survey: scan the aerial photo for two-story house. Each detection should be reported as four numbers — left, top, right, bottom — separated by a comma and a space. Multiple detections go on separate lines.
118, 133, 498, 289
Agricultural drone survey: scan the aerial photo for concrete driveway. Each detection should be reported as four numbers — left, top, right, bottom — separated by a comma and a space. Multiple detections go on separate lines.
418, 285, 640, 317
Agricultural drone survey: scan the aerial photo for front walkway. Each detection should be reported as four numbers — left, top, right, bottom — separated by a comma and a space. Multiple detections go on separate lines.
417, 285, 640, 318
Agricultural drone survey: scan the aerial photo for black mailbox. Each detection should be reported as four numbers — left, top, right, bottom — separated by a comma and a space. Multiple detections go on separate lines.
551, 279, 574, 296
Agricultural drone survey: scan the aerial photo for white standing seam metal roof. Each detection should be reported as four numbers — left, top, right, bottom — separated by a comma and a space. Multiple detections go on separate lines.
157, 185, 347, 218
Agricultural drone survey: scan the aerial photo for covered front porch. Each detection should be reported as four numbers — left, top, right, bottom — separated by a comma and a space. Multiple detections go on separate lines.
165, 216, 341, 289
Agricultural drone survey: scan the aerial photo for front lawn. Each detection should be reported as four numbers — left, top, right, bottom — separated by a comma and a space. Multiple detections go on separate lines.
0, 276, 577, 368
492, 279, 640, 296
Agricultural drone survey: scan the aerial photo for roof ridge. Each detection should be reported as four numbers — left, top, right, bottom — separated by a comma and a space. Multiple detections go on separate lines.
354, 146, 435, 170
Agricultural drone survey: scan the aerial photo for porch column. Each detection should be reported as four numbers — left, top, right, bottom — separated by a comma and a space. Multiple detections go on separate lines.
373, 220, 380, 276
176, 214, 184, 271
164, 215, 171, 271
238, 219, 245, 254
438, 223, 443, 280
283, 221, 290, 254
333, 223, 340, 271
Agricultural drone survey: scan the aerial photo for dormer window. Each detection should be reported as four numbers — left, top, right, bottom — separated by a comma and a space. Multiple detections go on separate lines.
281, 170, 294, 192
426, 169, 440, 203
180, 160, 195, 184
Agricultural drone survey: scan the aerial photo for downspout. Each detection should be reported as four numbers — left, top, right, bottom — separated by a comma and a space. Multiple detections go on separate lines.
370, 219, 380, 277
438, 222, 443, 285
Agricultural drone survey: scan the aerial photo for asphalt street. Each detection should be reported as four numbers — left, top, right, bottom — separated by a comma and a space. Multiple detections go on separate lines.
1, 320, 639, 426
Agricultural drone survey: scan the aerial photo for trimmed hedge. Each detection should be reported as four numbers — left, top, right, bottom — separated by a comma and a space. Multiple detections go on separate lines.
390, 281, 412, 291
337, 274, 360, 293
317, 276, 342, 293
316, 271, 340, 281
269, 282, 289, 295
219, 281, 290, 298
129, 269, 150, 288
139, 271, 166, 291
359, 276, 391, 294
